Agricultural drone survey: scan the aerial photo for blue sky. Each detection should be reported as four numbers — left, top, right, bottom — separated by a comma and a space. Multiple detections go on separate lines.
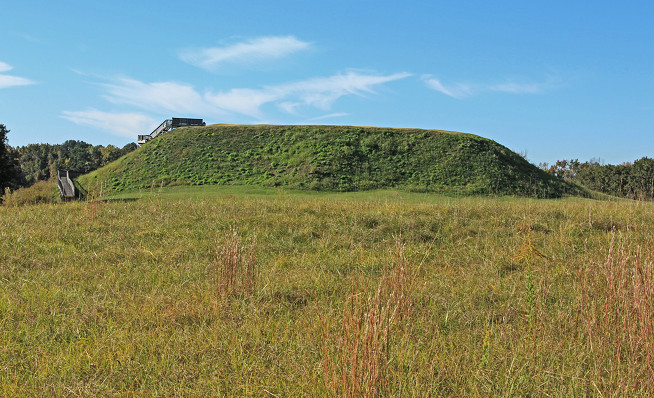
1, 0, 653, 166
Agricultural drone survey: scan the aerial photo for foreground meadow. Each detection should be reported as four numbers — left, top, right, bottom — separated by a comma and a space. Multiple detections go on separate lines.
1, 188, 653, 396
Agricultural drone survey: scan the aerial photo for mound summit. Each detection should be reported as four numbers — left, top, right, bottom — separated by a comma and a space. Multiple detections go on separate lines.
79, 124, 577, 198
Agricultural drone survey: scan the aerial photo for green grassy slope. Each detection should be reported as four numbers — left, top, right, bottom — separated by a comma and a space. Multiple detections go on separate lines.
79, 124, 579, 197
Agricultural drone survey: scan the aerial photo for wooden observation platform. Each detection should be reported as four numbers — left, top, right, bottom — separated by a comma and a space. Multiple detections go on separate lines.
138, 117, 206, 145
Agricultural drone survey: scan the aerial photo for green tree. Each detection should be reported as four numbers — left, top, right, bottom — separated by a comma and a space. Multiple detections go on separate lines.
100, 145, 123, 165
121, 142, 138, 155
628, 157, 654, 199
17, 143, 55, 185
14, 140, 138, 189
0, 124, 23, 196
56, 140, 94, 173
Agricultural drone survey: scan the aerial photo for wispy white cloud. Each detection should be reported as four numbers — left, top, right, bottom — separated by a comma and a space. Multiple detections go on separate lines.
206, 87, 279, 118
310, 112, 350, 121
281, 72, 412, 109
99, 71, 411, 119
13, 33, 41, 43
61, 109, 157, 138
0, 62, 12, 73
0, 62, 36, 89
0, 75, 35, 88
489, 80, 550, 94
20, 34, 41, 43
180, 36, 311, 71
424, 75, 555, 98
423, 76, 474, 99
206, 71, 411, 117
63, 70, 410, 137
101, 78, 223, 116
277, 101, 302, 115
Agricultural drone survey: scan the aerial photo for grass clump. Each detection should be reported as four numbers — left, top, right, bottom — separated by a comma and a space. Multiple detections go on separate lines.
1, 179, 59, 206
578, 232, 654, 391
215, 228, 258, 299
321, 238, 415, 397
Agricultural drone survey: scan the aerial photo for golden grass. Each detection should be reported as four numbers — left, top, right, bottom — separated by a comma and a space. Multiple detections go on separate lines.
216, 228, 257, 299
2, 179, 58, 206
321, 237, 415, 397
0, 190, 653, 396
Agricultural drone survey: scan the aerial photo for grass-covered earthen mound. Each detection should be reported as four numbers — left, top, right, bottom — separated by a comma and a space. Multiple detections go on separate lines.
79, 124, 578, 197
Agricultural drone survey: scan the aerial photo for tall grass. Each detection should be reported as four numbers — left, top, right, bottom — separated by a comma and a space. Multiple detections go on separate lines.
321, 237, 414, 397
1, 179, 59, 206
1, 187, 653, 396
579, 231, 654, 393
216, 228, 257, 298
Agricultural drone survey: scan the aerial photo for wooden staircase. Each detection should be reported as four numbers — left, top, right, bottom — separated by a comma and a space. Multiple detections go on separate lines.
57, 170, 76, 201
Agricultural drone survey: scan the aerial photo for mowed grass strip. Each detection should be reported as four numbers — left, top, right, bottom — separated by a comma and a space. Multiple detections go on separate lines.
1, 190, 653, 396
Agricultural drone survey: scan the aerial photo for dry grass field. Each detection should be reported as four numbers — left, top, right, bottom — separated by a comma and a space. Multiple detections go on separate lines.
1, 187, 652, 396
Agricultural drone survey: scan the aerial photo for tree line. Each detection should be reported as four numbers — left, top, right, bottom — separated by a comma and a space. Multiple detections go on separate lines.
1, 123, 137, 194
546, 157, 654, 200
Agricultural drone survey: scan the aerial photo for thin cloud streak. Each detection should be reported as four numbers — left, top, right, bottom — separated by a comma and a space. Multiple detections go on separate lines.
0, 75, 35, 89
423, 77, 474, 99
424, 75, 555, 98
489, 81, 549, 94
180, 36, 311, 71
310, 112, 350, 121
280, 72, 412, 109
61, 109, 157, 138
0, 61, 36, 89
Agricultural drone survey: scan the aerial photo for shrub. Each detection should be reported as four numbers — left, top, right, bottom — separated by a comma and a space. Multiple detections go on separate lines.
2, 179, 59, 206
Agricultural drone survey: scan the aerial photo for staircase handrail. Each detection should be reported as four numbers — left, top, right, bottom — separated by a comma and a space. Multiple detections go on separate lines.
151, 119, 172, 139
